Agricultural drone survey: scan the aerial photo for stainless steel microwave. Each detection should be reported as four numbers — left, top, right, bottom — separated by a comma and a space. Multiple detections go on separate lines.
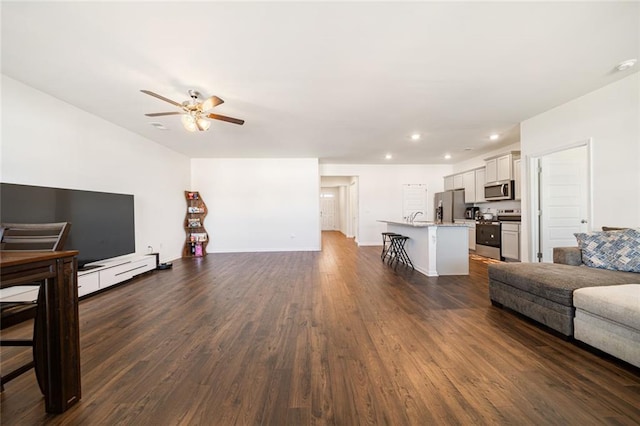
484, 180, 514, 201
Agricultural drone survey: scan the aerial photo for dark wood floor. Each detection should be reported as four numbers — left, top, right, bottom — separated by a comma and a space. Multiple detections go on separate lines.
2, 231, 639, 425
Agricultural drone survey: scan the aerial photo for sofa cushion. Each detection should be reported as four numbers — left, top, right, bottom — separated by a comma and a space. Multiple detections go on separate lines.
573, 284, 640, 330
488, 262, 640, 306
553, 246, 582, 266
574, 229, 640, 273
574, 310, 640, 368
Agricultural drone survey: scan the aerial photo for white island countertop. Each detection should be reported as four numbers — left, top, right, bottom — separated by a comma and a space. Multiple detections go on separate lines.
379, 220, 469, 276
378, 220, 470, 228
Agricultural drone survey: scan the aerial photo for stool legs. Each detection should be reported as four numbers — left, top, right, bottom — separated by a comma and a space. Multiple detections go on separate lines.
381, 232, 399, 261
386, 235, 414, 270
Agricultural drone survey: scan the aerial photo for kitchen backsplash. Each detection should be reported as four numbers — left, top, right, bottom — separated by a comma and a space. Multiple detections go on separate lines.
475, 200, 521, 215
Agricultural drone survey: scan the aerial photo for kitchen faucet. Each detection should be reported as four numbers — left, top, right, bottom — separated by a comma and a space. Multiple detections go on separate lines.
408, 211, 423, 223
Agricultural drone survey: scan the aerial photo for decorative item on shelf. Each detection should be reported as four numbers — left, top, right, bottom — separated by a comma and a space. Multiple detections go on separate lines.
183, 190, 208, 258
189, 233, 207, 242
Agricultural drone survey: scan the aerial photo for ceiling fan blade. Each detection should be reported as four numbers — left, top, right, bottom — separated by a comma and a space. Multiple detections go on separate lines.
200, 96, 224, 112
145, 112, 182, 117
206, 113, 245, 125
140, 90, 183, 108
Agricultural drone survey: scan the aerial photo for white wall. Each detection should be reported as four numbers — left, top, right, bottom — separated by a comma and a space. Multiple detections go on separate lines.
520, 72, 640, 261
1, 75, 190, 262
320, 164, 452, 245
338, 185, 348, 235
191, 158, 321, 252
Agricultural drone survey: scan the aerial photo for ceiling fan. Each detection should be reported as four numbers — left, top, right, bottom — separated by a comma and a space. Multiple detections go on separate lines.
141, 89, 244, 132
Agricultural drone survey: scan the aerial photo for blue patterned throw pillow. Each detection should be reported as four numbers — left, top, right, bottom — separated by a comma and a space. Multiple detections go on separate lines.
574, 229, 640, 273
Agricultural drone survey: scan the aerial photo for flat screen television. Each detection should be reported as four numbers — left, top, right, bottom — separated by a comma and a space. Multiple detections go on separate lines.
1, 183, 135, 269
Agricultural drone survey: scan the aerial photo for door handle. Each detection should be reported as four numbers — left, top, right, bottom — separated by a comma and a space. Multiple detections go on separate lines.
580, 219, 588, 224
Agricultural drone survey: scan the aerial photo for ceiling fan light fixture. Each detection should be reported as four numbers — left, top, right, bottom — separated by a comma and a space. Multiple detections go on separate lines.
181, 114, 198, 132
196, 117, 211, 131
142, 89, 244, 130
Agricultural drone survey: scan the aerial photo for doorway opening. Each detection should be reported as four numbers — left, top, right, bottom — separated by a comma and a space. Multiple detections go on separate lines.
319, 176, 359, 244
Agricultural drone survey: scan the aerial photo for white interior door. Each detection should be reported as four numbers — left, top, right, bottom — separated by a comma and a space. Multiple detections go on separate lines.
320, 197, 335, 230
539, 145, 589, 262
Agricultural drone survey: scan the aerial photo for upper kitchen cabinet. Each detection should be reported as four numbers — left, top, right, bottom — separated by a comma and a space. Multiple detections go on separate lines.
475, 168, 486, 203
453, 174, 463, 190
485, 151, 520, 183
445, 167, 485, 203
444, 175, 454, 191
463, 170, 475, 203
444, 173, 464, 191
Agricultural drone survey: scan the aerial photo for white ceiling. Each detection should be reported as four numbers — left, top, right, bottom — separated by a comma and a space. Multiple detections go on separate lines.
2, 2, 638, 164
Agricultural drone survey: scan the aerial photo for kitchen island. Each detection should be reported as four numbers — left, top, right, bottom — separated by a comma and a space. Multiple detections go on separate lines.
379, 220, 469, 276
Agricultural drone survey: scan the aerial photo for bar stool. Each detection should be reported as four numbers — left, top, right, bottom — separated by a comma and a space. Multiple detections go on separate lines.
388, 235, 414, 270
381, 232, 400, 260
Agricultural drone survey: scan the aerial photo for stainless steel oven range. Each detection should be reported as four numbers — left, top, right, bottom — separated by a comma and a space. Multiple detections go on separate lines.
475, 219, 501, 259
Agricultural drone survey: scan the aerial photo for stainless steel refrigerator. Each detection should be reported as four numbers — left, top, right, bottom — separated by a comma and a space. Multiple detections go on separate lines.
434, 189, 467, 223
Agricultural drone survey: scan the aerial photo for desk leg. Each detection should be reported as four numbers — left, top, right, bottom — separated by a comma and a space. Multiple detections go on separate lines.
35, 257, 82, 414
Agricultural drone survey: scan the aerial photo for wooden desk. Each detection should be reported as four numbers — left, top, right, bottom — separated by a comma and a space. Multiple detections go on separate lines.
0, 250, 81, 413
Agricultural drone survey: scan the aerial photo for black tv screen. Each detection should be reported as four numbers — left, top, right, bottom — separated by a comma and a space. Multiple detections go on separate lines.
1, 183, 135, 268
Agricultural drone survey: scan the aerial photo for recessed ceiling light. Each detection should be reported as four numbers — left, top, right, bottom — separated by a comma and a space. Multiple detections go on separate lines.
411, 133, 421, 141
489, 134, 500, 141
385, 154, 393, 160
616, 59, 637, 71
444, 154, 452, 160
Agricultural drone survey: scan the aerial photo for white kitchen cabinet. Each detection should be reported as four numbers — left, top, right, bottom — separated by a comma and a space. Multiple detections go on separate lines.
444, 175, 454, 191
514, 159, 521, 200
444, 167, 486, 202
444, 173, 464, 191
453, 174, 464, 190
497, 155, 512, 181
463, 170, 476, 203
475, 168, 486, 202
485, 151, 520, 183
466, 220, 476, 251
501, 223, 520, 261
485, 158, 498, 183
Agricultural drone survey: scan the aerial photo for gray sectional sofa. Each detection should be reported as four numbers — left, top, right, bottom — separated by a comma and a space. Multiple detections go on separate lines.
573, 284, 639, 367
488, 227, 640, 367
488, 246, 639, 337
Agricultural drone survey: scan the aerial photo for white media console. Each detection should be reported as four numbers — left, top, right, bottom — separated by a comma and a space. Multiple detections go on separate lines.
77, 254, 156, 297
